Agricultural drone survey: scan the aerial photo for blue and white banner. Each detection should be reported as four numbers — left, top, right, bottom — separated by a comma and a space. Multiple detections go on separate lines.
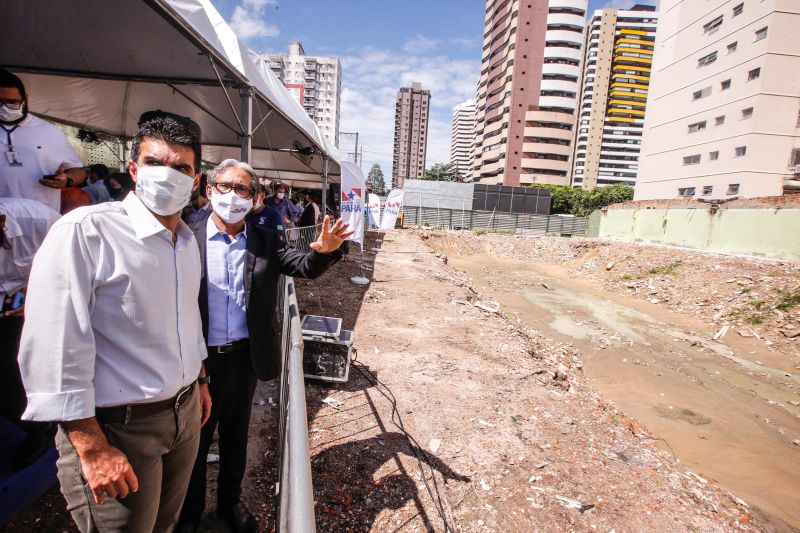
339, 161, 365, 246
379, 189, 404, 231
366, 193, 381, 229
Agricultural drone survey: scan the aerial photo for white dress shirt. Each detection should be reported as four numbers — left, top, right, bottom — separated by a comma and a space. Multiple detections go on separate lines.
205, 215, 248, 347
18, 193, 206, 422
0, 115, 85, 212
0, 197, 61, 295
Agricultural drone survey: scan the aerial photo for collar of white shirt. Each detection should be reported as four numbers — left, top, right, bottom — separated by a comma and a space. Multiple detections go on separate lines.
123, 193, 193, 250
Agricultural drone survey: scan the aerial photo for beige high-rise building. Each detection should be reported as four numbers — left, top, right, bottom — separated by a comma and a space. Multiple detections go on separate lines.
473, 0, 588, 186
450, 99, 477, 182
263, 42, 342, 148
392, 82, 431, 189
571, 5, 658, 190
635, 0, 800, 200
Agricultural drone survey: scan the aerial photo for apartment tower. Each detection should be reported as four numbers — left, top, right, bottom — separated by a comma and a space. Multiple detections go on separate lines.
473, 0, 588, 186
571, 5, 658, 189
450, 99, 477, 182
392, 82, 431, 189
635, 0, 800, 200
264, 42, 342, 148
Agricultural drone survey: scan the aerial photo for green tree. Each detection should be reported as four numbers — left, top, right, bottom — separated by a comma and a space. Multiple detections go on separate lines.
525, 183, 633, 216
366, 164, 387, 195
422, 162, 458, 182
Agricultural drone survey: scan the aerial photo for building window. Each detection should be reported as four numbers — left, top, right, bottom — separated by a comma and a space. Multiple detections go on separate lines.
709, 151, 719, 161
692, 87, 711, 100
733, 3, 743, 16
755, 27, 768, 42
687, 120, 707, 133
721, 79, 731, 90
748, 68, 761, 81
715, 115, 726, 126
734, 146, 747, 157
678, 187, 697, 197
741, 107, 754, 119
727, 42, 738, 54
702, 185, 713, 195
683, 154, 701, 165
697, 51, 718, 67
727, 183, 740, 195
703, 16, 724, 34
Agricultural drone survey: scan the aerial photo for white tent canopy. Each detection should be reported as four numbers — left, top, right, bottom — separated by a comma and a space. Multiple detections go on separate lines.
0, 0, 340, 188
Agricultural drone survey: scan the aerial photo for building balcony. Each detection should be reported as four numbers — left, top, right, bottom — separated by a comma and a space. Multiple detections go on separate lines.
545, 30, 584, 45
520, 157, 570, 172
538, 95, 578, 110
523, 126, 574, 141
522, 142, 572, 156
546, 13, 587, 28
540, 79, 579, 93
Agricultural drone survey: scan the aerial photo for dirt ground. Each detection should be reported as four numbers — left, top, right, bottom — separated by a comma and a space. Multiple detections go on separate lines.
7, 229, 795, 532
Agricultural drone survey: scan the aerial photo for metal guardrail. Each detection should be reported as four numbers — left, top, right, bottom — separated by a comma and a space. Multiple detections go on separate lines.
401, 206, 588, 236
275, 276, 316, 533
285, 223, 322, 252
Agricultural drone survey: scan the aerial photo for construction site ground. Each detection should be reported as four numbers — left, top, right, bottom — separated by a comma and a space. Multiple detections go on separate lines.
7, 229, 799, 532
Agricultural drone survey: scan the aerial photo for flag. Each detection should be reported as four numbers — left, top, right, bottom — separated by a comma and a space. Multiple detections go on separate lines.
366, 193, 381, 229
379, 189, 404, 231
339, 161, 365, 246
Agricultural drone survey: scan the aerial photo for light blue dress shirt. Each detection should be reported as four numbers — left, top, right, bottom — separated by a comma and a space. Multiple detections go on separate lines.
206, 216, 249, 347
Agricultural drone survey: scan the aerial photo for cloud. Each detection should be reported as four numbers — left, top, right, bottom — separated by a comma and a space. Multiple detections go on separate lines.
229, 0, 280, 40
338, 47, 479, 180
402, 35, 439, 54
449, 36, 481, 49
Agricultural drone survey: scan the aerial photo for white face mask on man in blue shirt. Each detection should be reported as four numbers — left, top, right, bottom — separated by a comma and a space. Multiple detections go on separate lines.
210, 190, 253, 224
134, 165, 195, 216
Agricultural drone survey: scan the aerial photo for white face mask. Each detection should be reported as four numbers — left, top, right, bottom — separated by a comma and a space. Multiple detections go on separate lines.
276, 192, 285, 200
211, 190, 253, 224
0, 104, 25, 123
134, 165, 195, 216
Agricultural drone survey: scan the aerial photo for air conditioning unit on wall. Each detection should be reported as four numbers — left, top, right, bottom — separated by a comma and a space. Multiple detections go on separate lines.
793, 164, 800, 174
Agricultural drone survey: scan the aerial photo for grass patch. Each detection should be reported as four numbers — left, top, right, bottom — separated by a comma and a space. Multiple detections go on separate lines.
747, 314, 764, 325
649, 260, 683, 276
622, 274, 632, 281
776, 291, 800, 311
740, 287, 751, 294
751, 300, 765, 311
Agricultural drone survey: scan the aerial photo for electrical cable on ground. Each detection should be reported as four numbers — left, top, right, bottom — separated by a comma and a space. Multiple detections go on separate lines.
354, 361, 455, 533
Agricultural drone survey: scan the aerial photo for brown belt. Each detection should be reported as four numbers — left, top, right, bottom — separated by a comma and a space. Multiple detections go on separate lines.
96, 383, 195, 425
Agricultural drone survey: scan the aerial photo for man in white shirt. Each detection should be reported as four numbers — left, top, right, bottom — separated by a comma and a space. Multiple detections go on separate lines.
0, 197, 60, 467
18, 110, 212, 533
0, 69, 87, 212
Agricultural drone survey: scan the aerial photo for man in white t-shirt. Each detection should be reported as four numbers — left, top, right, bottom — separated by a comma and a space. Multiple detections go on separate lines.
0, 69, 86, 213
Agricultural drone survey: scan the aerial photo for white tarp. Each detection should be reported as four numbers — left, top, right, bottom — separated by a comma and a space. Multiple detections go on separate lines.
339, 162, 364, 246
366, 194, 381, 229
380, 189, 404, 231
0, 0, 339, 187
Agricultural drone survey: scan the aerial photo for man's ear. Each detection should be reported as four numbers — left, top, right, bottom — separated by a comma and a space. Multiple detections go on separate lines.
126, 160, 137, 181
192, 172, 202, 192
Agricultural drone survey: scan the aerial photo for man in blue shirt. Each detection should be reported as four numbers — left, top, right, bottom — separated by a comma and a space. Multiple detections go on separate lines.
178, 159, 351, 533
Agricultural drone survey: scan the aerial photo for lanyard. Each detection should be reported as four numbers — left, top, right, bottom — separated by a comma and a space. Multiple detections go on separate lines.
1, 125, 19, 152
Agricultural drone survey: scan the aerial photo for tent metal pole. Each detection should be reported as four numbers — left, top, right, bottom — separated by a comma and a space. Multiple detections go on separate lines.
119, 138, 127, 172
321, 156, 329, 220
240, 86, 253, 164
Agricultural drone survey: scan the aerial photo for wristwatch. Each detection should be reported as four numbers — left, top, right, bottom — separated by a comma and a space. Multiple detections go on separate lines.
198, 376, 211, 385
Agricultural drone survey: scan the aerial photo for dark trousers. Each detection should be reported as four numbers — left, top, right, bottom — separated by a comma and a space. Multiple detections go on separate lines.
0, 316, 26, 422
179, 342, 257, 523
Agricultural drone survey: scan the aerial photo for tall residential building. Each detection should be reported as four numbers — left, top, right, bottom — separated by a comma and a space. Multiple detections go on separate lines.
450, 99, 477, 181
473, 0, 588, 186
263, 41, 342, 148
392, 82, 431, 189
571, 5, 658, 190
635, 0, 800, 200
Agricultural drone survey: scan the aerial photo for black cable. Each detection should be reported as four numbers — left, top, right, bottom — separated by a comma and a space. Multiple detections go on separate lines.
354, 361, 453, 532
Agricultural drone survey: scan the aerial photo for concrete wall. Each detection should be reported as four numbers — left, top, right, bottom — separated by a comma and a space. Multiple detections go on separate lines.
403, 179, 475, 210
597, 206, 800, 260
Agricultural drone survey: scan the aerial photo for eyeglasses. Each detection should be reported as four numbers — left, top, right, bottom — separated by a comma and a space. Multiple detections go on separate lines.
211, 181, 255, 199
0, 100, 24, 111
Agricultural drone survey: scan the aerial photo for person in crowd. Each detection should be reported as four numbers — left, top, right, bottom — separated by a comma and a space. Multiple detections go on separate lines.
266, 182, 294, 231
183, 174, 211, 225
104, 171, 135, 201
289, 193, 303, 223
298, 191, 320, 227
84, 163, 111, 204
60, 183, 92, 214
0, 69, 87, 211
177, 159, 351, 533
246, 185, 285, 240
17, 110, 212, 533
0, 197, 61, 468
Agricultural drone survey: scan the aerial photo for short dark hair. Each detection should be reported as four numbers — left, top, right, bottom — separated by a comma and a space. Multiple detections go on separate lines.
131, 110, 202, 171
0, 69, 26, 99
89, 163, 110, 180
